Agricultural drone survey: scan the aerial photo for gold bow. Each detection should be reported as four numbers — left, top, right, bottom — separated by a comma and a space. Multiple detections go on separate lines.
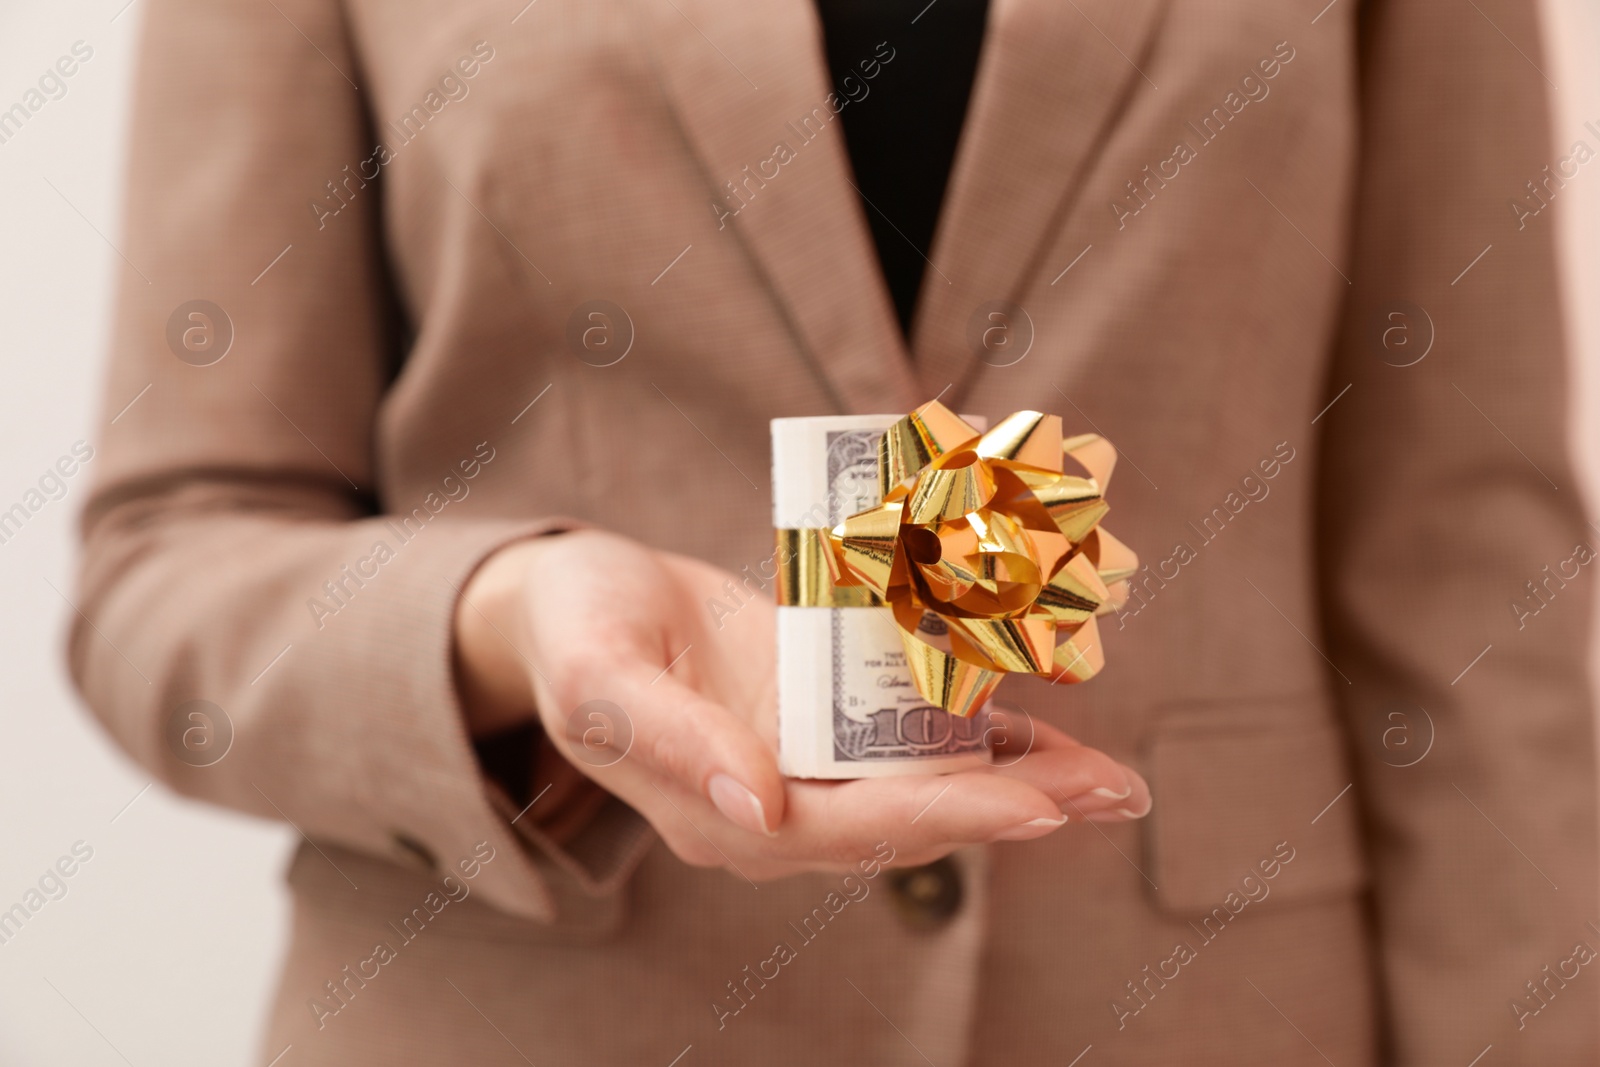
822, 401, 1136, 717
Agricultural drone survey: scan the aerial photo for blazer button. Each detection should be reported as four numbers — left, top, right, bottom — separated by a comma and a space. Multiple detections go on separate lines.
389, 830, 439, 873
885, 858, 963, 930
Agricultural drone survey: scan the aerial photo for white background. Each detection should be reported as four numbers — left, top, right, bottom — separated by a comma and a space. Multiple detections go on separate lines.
0, 2, 1595, 1064
0, 4, 293, 1066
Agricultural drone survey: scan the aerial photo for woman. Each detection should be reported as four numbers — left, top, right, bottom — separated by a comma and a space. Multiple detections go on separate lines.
72, 0, 1596, 1062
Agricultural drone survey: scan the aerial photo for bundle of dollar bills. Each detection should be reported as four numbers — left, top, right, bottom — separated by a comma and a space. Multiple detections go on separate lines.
771, 415, 992, 779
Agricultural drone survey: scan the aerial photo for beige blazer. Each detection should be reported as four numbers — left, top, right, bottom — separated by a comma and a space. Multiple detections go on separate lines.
72, 0, 1599, 1062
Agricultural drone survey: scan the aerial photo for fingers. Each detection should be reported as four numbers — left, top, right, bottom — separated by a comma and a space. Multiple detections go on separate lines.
759, 772, 1069, 875
759, 728, 1152, 873
641, 770, 1067, 878
552, 659, 786, 836
798, 771, 1067, 856
632, 728, 1152, 880
985, 715, 1151, 822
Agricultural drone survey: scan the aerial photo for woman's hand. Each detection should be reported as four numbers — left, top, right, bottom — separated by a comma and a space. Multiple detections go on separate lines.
454, 530, 1150, 880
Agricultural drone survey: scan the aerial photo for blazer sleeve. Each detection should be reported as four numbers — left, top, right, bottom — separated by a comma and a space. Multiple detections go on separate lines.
67, 0, 650, 924
1319, 0, 1599, 1057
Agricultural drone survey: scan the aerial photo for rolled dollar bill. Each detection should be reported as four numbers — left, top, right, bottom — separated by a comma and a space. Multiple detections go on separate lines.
771, 415, 991, 779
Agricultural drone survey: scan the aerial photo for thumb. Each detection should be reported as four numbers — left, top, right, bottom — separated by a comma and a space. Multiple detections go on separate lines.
556, 661, 786, 836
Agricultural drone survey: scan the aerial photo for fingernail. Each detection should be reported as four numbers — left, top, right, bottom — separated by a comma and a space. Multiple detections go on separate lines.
1093, 767, 1135, 801
995, 815, 1068, 841
708, 774, 773, 835
1057, 789, 1123, 815
1086, 798, 1153, 823
1058, 772, 1134, 814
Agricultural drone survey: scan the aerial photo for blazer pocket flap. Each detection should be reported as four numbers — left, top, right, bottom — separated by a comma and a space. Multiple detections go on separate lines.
1146, 718, 1367, 916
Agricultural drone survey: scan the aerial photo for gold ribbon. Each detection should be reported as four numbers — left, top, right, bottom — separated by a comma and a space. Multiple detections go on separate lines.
776, 400, 1136, 717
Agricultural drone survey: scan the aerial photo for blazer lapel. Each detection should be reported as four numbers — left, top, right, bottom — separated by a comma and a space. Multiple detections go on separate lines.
636, 0, 921, 415
911, 0, 1168, 406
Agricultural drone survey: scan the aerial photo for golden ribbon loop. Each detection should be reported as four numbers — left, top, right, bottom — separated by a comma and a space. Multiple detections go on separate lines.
819, 400, 1136, 717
